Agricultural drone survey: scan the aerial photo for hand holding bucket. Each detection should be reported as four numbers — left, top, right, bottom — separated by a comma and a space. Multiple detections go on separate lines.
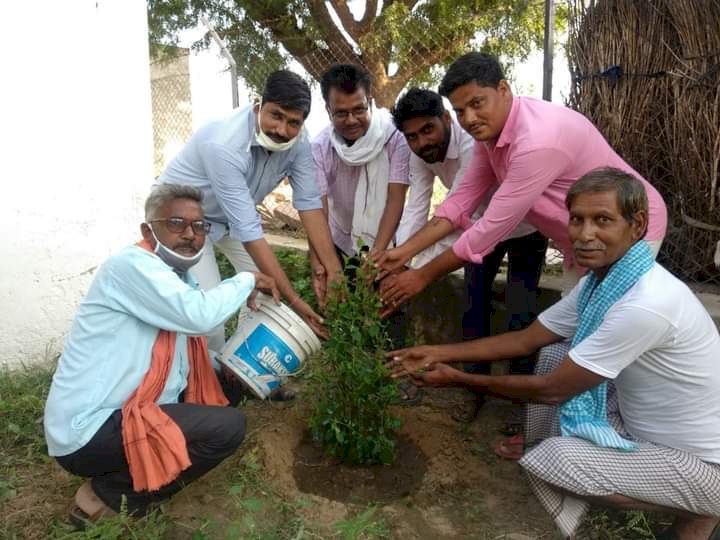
217, 293, 322, 399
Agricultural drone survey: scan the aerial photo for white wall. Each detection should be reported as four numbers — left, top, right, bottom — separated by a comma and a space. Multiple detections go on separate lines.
1, 0, 154, 368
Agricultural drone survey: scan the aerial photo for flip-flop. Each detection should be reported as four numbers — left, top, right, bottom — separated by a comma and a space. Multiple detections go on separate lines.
268, 386, 296, 402
69, 504, 117, 530
396, 380, 423, 406
494, 433, 524, 460
497, 421, 523, 437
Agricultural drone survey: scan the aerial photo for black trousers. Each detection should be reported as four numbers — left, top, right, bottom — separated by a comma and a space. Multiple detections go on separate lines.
56, 381, 246, 516
462, 231, 548, 375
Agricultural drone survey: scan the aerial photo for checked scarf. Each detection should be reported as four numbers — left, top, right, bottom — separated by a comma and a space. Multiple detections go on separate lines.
559, 240, 655, 450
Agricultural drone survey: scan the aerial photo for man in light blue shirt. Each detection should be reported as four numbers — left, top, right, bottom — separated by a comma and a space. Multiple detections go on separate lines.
45, 185, 278, 522
159, 70, 341, 351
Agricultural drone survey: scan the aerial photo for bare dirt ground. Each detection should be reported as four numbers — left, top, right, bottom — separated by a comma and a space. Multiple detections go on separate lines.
3, 382, 561, 539
164, 383, 560, 540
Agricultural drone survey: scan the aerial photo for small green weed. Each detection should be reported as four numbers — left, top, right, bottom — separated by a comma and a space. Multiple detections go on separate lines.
50, 499, 168, 540
332, 506, 389, 540
309, 253, 400, 465
0, 364, 53, 469
579, 509, 669, 539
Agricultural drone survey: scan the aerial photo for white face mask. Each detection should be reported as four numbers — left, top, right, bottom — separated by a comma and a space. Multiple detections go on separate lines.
149, 226, 205, 273
254, 99, 300, 152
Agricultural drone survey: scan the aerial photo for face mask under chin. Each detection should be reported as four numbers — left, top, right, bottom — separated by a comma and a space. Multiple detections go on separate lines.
149, 226, 205, 273
255, 100, 300, 152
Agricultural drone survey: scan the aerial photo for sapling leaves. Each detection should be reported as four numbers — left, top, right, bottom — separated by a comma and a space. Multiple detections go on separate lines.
309, 249, 400, 465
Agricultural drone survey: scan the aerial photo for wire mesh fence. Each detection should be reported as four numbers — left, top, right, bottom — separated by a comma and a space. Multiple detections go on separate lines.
150, 49, 193, 178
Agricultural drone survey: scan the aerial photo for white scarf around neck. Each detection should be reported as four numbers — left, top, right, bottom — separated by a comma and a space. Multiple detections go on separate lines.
330, 107, 396, 252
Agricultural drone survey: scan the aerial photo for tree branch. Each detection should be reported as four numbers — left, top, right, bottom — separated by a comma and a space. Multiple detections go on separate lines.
329, 0, 361, 40
358, 0, 378, 34
308, 0, 359, 61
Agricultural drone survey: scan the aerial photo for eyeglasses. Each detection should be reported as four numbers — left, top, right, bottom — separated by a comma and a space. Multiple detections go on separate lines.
329, 105, 369, 121
149, 217, 211, 235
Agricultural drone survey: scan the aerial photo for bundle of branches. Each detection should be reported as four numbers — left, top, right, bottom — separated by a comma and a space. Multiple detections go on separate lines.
568, 0, 720, 284
567, 0, 676, 198
662, 0, 720, 283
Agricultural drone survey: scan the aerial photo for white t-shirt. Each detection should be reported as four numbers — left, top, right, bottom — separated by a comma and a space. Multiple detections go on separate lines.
539, 263, 720, 464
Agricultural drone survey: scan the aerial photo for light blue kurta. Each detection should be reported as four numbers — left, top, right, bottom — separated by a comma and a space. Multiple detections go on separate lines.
158, 105, 321, 243
44, 245, 255, 457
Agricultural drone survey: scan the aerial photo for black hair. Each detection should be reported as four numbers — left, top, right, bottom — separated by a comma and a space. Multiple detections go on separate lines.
320, 64, 372, 102
566, 167, 649, 233
438, 52, 505, 97
391, 88, 445, 130
262, 70, 311, 118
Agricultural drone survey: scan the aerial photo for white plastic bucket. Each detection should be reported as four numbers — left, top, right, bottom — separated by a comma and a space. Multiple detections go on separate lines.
217, 293, 321, 399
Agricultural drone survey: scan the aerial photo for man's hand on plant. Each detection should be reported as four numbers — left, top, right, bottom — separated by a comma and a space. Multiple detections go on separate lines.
412, 362, 461, 387
310, 262, 328, 310
378, 269, 428, 317
291, 297, 329, 339
384, 345, 446, 377
372, 246, 412, 281
248, 272, 280, 310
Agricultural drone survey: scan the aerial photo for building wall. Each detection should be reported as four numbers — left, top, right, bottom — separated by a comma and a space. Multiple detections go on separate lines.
1, 0, 154, 368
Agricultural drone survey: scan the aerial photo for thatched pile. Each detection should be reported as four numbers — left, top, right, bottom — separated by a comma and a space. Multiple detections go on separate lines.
567, 0, 720, 285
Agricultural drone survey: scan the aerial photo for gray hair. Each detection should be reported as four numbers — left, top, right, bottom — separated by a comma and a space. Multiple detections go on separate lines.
566, 167, 649, 225
145, 184, 203, 221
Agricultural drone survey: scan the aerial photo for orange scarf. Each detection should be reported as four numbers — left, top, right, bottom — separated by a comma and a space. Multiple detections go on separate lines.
121, 239, 229, 492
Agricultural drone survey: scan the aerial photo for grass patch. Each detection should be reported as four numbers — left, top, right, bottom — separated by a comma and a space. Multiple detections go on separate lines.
0, 363, 54, 503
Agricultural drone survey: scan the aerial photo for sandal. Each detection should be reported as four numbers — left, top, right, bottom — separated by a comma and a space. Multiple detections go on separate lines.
69, 505, 117, 530
70, 481, 117, 529
494, 433, 524, 460
451, 394, 485, 423
396, 381, 423, 406
497, 421, 523, 437
268, 386, 296, 402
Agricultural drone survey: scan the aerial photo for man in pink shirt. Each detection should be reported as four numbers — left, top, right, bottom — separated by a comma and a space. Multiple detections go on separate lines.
377, 52, 667, 308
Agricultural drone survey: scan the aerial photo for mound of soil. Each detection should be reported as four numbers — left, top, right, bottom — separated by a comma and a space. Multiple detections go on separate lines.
293, 432, 427, 503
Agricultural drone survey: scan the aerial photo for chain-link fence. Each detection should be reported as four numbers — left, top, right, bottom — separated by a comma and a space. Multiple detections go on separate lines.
150, 48, 193, 178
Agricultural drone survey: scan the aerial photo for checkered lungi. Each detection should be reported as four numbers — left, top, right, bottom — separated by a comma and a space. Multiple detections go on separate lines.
519, 342, 720, 538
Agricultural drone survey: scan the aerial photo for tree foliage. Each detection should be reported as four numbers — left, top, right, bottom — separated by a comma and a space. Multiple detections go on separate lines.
148, 0, 565, 107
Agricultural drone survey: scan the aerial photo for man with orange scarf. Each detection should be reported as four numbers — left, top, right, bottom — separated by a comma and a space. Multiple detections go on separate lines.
44, 184, 279, 523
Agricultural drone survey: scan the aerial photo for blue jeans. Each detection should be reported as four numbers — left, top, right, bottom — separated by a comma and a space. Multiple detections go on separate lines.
462, 231, 547, 376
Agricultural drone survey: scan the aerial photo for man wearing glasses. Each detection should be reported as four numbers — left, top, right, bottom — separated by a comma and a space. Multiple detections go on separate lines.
311, 64, 410, 267
159, 70, 341, 350
310, 63, 413, 398
44, 185, 279, 523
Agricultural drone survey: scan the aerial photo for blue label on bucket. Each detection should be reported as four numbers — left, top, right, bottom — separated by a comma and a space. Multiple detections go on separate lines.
233, 323, 300, 379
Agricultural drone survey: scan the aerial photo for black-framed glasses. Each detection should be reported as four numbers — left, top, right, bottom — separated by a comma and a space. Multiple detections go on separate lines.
149, 217, 211, 235
329, 104, 370, 120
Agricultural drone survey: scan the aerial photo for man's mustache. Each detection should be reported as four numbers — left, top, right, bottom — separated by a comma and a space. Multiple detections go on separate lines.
267, 132, 290, 143
573, 241, 606, 250
173, 242, 198, 252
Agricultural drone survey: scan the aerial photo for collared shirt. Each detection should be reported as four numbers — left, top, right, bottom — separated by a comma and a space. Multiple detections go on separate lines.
159, 105, 322, 243
44, 246, 255, 457
312, 123, 411, 255
434, 97, 668, 266
396, 117, 535, 245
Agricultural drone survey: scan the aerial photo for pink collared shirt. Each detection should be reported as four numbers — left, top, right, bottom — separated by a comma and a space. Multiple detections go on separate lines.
434, 97, 668, 267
